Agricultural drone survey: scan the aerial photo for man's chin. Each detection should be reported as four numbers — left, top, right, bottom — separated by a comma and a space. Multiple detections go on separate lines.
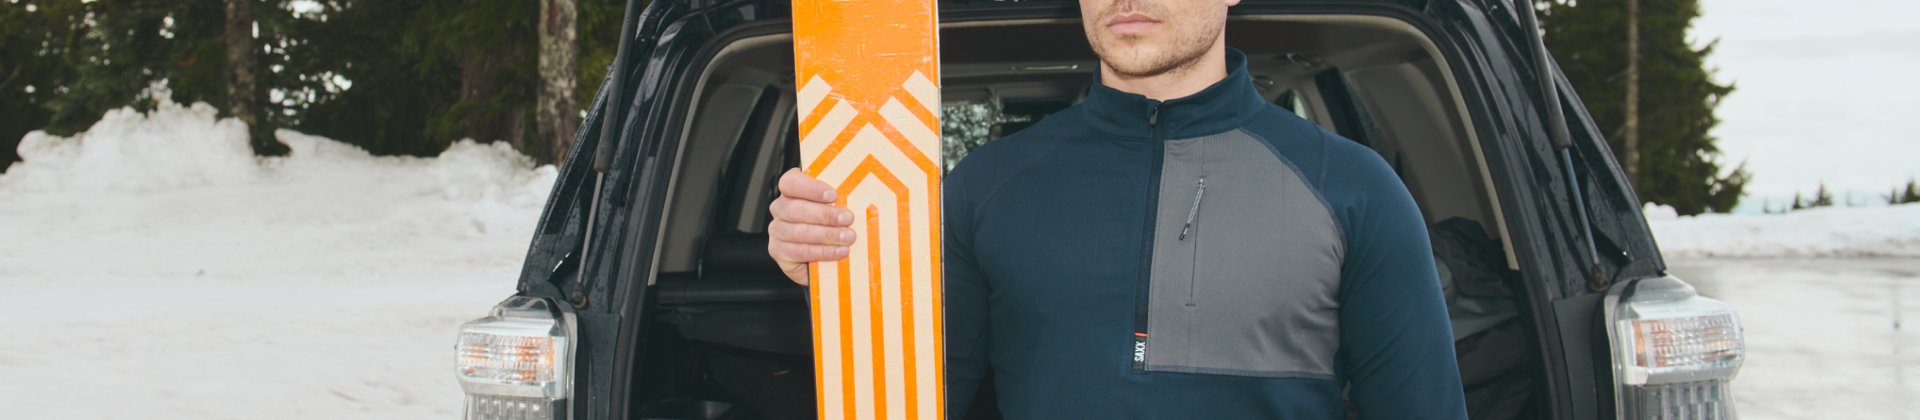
1103, 57, 1178, 79
1095, 45, 1160, 71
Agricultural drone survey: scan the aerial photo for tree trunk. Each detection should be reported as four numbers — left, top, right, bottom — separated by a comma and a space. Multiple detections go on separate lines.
537, 0, 578, 165
225, 0, 270, 154
1624, 0, 1642, 188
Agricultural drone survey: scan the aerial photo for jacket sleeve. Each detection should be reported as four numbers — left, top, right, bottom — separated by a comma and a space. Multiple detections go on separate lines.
1333, 154, 1470, 420
942, 171, 992, 419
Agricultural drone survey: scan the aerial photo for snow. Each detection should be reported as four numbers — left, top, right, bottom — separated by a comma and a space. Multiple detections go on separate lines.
1668, 258, 1920, 420
0, 101, 552, 419
1648, 204, 1920, 418
1646, 203, 1920, 258
4, 103, 257, 193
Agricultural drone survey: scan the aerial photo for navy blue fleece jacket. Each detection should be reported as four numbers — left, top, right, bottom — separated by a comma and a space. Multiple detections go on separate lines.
942, 49, 1467, 419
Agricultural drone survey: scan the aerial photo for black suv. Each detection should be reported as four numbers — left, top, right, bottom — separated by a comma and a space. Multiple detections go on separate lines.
451, 1, 1745, 419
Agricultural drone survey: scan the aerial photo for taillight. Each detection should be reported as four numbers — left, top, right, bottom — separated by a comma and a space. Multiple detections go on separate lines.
456, 296, 576, 420
1605, 275, 1745, 419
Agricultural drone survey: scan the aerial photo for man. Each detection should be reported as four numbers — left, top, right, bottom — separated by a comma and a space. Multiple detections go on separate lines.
767, 0, 1469, 417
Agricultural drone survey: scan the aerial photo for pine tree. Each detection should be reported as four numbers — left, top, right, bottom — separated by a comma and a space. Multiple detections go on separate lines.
3, 0, 633, 165
25, 0, 176, 134
0, 0, 303, 164
268, 0, 627, 159
1540, 0, 1746, 216
272, 1, 432, 156
0, 1, 92, 166
1902, 179, 1920, 205
440, 0, 536, 151
1810, 183, 1833, 208
281, 0, 519, 158
576, 0, 624, 104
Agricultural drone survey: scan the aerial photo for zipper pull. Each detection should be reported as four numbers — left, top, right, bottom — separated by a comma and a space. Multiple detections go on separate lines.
1179, 178, 1205, 240
1147, 105, 1160, 127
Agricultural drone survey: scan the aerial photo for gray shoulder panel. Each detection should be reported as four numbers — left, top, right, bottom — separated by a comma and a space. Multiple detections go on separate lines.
1142, 129, 1346, 378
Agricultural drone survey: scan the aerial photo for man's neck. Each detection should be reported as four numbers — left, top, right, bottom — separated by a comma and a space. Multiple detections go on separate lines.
1098, 42, 1230, 102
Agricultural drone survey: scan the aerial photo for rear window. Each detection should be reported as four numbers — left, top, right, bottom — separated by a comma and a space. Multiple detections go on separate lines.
940, 98, 1070, 169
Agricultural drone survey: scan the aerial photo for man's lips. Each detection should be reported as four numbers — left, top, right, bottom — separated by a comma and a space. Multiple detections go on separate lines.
1107, 12, 1159, 35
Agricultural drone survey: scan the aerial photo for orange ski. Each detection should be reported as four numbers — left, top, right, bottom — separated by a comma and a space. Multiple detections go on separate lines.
792, 0, 944, 419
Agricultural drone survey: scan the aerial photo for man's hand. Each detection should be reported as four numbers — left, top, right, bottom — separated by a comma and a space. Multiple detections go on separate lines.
767, 168, 856, 285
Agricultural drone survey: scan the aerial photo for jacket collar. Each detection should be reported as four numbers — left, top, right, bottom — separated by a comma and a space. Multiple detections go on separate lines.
1081, 48, 1267, 140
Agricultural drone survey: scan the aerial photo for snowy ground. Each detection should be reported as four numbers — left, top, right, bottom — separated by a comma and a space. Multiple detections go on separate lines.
1649, 205, 1920, 419
2, 104, 1918, 418
1646, 203, 1920, 258
1671, 258, 1920, 420
0, 103, 547, 418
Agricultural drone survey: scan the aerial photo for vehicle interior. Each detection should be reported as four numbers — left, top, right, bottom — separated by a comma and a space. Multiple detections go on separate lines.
634, 15, 1541, 420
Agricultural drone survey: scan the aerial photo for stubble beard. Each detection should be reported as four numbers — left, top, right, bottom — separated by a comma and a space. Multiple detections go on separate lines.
1086, 1, 1224, 79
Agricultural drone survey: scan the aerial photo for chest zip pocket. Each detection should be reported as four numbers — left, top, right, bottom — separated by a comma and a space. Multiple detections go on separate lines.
1180, 178, 1205, 311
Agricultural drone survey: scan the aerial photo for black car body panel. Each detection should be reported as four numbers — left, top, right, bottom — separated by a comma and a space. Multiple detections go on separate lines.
502, 0, 1670, 418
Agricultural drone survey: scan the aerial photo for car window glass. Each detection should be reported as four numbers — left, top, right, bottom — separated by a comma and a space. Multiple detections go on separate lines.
941, 101, 1029, 169
941, 98, 1072, 169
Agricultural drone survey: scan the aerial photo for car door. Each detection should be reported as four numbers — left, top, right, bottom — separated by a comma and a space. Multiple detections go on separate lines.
496, 1, 728, 418
1428, 1, 1730, 419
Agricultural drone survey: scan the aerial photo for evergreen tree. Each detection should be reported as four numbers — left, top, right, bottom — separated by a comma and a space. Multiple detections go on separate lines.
282, 0, 573, 158
435, 0, 536, 152
273, 0, 456, 156
4, 0, 631, 166
5, 1, 175, 134
1540, 0, 1747, 216
0, 1, 92, 166
1808, 183, 1833, 208
1, 0, 298, 163
577, 0, 622, 104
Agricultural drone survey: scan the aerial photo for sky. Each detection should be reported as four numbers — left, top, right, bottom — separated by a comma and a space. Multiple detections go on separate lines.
1692, 0, 1920, 212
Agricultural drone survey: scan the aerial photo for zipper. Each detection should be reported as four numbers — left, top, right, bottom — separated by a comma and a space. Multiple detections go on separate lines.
1131, 102, 1162, 371
1182, 177, 1204, 308
1179, 179, 1205, 240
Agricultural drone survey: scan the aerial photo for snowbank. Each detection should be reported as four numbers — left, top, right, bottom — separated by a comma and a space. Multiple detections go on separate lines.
1647, 203, 1920, 258
0, 102, 554, 418
4, 102, 257, 192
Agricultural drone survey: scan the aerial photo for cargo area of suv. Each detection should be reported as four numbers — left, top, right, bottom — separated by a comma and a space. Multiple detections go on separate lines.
629, 15, 1543, 419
